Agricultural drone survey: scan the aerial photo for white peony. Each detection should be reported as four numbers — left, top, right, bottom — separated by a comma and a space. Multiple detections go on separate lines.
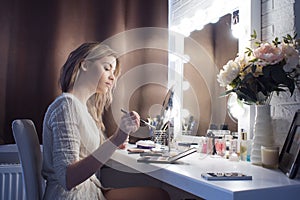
234, 53, 253, 67
217, 60, 240, 87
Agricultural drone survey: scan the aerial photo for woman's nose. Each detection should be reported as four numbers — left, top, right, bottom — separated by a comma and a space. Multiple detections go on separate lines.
109, 72, 115, 80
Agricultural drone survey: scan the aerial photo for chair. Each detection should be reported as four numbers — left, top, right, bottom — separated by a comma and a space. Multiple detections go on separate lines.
12, 119, 44, 200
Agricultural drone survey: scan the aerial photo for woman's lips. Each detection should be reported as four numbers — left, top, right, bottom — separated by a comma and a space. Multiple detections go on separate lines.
105, 82, 112, 88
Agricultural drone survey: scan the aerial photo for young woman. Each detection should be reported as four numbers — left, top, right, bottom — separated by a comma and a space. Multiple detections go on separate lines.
42, 42, 170, 200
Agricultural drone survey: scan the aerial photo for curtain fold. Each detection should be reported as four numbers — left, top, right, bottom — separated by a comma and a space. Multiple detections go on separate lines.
0, 0, 168, 144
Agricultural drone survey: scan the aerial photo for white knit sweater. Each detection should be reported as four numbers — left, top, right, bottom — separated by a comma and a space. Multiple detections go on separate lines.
42, 93, 106, 200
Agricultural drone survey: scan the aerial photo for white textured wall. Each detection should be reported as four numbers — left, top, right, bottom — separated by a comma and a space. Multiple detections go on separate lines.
262, 0, 300, 146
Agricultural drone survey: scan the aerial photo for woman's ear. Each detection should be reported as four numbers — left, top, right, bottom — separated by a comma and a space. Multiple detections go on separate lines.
80, 61, 88, 71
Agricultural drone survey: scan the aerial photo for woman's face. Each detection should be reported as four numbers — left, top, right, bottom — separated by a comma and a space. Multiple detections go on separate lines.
89, 56, 117, 94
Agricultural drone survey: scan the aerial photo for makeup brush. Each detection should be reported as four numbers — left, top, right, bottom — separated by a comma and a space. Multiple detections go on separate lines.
121, 109, 156, 129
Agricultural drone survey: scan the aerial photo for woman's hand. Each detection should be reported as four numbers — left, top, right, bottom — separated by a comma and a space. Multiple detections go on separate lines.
119, 111, 140, 134
112, 111, 140, 147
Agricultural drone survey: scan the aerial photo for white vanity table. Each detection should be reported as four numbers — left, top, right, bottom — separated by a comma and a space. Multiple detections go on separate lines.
107, 144, 300, 200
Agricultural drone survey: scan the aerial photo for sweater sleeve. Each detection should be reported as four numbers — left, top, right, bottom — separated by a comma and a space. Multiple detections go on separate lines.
48, 98, 81, 190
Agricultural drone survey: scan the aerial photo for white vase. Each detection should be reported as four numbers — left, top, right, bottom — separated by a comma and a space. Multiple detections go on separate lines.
251, 104, 274, 165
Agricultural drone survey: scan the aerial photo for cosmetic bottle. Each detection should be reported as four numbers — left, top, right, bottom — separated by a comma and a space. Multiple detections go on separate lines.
240, 129, 248, 161
207, 124, 218, 134
229, 139, 239, 161
215, 137, 226, 157
231, 131, 238, 139
215, 125, 228, 156
229, 139, 237, 155
220, 124, 230, 135
246, 139, 252, 162
224, 134, 233, 159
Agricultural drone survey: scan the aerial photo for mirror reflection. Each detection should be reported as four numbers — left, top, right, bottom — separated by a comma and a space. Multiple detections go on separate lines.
183, 14, 238, 136
169, 0, 244, 137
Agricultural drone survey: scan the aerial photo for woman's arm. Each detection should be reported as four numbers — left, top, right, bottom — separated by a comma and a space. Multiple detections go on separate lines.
65, 132, 121, 190
65, 111, 139, 190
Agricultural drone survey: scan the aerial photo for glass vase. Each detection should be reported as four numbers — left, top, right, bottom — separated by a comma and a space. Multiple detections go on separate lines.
251, 104, 275, 165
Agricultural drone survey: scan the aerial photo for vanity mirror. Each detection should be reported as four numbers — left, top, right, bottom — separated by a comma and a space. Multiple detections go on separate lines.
168, 0, 261, 138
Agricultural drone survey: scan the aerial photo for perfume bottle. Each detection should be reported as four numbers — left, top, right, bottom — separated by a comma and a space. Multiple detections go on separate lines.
229, 139, 239, 161
240, 129, 248, 161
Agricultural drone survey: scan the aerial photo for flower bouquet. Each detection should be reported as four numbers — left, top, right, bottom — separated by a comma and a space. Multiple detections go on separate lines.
217, 31, 300, 105
217, 31, 300, 164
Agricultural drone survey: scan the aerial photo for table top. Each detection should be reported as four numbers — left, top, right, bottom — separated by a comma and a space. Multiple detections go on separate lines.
109, 144, 300, 200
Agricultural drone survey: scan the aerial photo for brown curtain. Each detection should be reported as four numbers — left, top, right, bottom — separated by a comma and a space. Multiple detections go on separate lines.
0, 0, 168, 144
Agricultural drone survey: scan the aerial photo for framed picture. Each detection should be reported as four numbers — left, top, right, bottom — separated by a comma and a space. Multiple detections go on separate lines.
279, 110, 300, 179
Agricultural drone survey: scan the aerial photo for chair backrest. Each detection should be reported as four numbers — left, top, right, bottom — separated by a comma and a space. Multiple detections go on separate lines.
12, 119, 44, 200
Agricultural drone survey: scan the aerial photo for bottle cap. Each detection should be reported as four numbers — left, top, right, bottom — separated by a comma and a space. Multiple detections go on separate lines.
229, 152, 239, 161
209, 124, 218, 130
241, 131, 247, 140
220, 124, 228, 130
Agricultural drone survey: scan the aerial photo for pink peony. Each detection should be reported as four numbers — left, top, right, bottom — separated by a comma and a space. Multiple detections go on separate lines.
253, 43, 284, 64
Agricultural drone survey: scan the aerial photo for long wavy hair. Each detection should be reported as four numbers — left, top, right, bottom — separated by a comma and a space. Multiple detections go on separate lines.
59, 42, 120, 131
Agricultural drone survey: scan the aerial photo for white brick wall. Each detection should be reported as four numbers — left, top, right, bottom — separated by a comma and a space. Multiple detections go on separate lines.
262, 0, 300, 146
262, 0, 295, 39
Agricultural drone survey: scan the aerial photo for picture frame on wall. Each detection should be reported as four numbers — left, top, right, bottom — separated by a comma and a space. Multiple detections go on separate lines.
279, 110, 300, 179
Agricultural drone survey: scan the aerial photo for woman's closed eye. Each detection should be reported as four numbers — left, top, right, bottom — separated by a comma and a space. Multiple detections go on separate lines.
103, 63, 111, 71
104, 63, 116, 74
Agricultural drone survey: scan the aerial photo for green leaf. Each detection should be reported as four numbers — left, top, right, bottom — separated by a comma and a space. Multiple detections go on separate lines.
255, 41, 261, 47
256, 76, 273, 95
272, 37, 281, 46
259, 63, 296, 95
251, 64, 257, 73
251, 30, 257, 39
236, 88, 257, 104
293, 33, 297, 39
249, 58, 258, 63
279, 78, 295, 95
242, 64, 252, 73
245, 47, 253, 55
262, 64, 274, 78
219, 89, 234, 97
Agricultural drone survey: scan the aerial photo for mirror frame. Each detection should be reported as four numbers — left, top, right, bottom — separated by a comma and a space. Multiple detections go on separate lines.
168, 0, 261, 140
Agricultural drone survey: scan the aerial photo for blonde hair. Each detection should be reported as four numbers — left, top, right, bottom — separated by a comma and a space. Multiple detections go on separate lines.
60, 42, 120, 130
